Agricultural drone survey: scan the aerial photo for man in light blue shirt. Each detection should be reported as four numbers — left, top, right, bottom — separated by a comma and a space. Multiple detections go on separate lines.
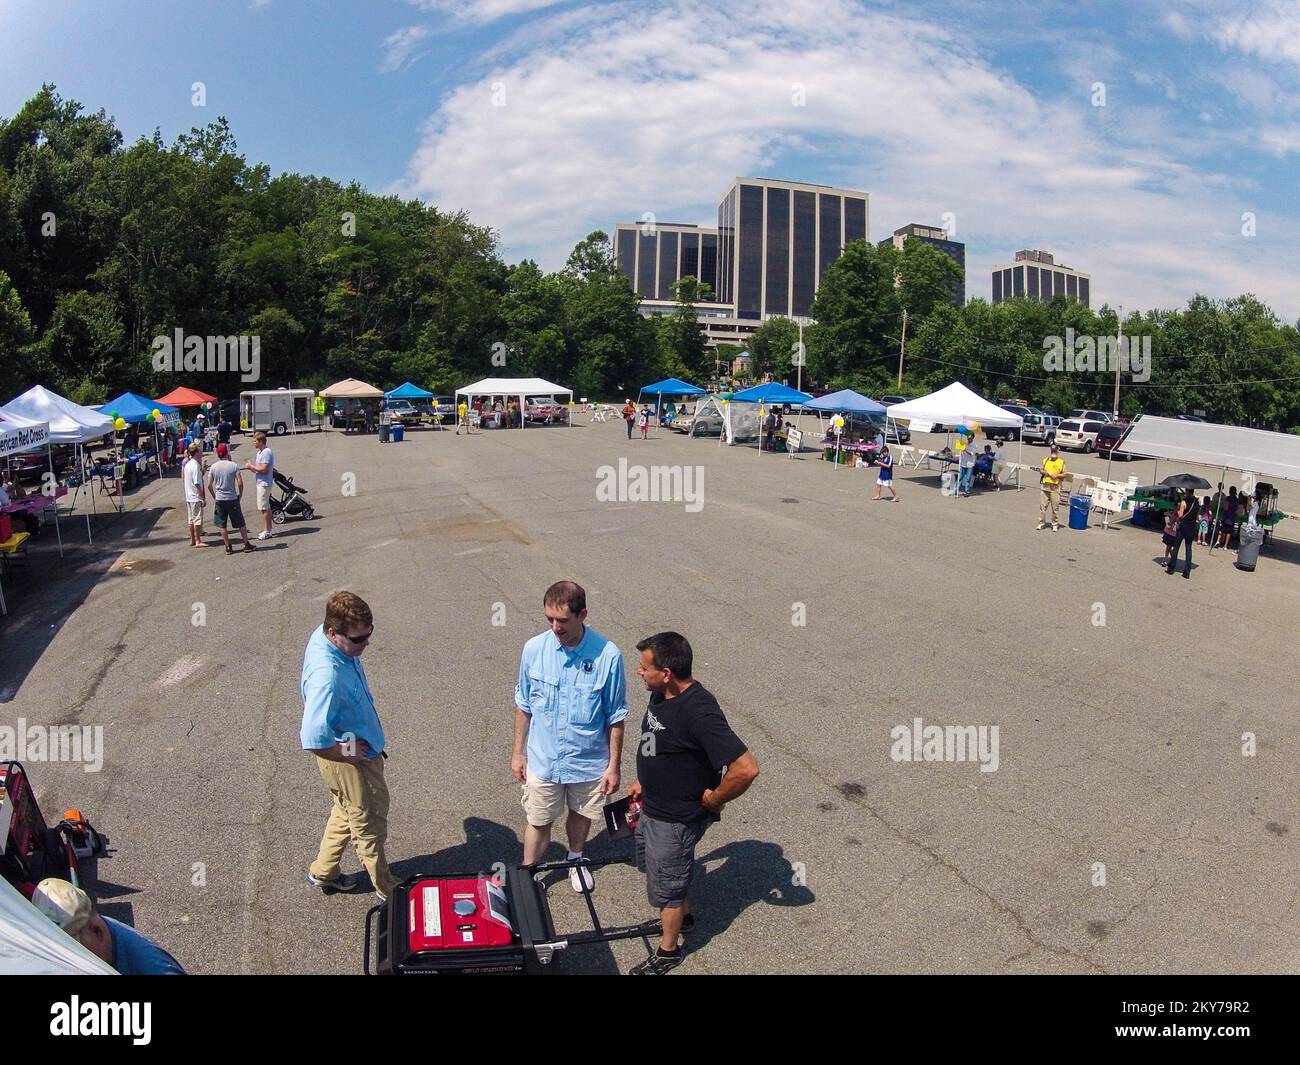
513, 580, 627, 892
300, 591, 395, 901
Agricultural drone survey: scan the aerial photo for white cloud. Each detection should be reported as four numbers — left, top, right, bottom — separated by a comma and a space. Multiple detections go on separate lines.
395, 0, 1300, 318
407, 0, 570, 25
381, 25, 433, 73
1211, 2, 1300, 67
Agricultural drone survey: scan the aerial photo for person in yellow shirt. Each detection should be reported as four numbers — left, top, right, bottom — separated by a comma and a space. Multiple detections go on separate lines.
1036, 445, 1066, 530
456, 400, 469, 435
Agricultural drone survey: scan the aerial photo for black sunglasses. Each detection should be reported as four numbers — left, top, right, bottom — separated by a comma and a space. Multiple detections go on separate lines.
337, 628, 374, 644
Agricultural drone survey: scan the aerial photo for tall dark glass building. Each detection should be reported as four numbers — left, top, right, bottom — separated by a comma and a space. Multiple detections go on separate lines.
991, 249, 1090, 307
613, 177, 870, 349
613, 223, 719, 301
879, 223, 966, 305
716, 178, 868, 319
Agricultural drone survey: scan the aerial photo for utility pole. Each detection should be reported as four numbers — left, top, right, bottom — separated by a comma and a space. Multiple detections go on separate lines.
1113, 305, 1123, 418
897, 308, 908, 389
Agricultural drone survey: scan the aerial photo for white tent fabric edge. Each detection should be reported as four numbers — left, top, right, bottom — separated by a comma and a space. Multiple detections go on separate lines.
1121, 416, 1300, 484
0, 875, 117, 974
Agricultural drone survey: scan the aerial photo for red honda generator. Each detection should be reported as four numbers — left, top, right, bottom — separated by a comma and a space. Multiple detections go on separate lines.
0, 761, 110, 900
365, 857, 661, 975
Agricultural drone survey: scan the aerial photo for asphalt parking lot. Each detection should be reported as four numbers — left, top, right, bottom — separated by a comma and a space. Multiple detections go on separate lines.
3, 415, 1297, 974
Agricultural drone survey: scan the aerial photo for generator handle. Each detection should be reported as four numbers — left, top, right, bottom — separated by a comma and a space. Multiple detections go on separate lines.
363, 902, 382, 976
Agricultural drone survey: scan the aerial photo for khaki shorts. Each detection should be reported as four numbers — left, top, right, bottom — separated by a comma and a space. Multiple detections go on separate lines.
521, 770, 607, 826
186, 501, 204, 526
256, 483, 272, 511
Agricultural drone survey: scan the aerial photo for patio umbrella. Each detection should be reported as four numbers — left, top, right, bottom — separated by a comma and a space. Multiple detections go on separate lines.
1160, 473, 1211, 491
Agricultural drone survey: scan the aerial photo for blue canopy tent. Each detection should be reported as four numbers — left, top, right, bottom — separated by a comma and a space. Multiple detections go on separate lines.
725, 383, 814, 451
803, 389, 885, 414
98, 392, 180, 426
385, 381, 434, 400
635, 378, 707, 427
97, 392, 182, 498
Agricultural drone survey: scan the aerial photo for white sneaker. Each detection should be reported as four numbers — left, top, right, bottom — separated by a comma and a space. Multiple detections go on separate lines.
258, 531, 271, 540
568, 859, 594, 893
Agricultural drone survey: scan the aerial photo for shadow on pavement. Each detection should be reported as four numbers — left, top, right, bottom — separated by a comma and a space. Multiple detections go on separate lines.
0, 506, 169, 703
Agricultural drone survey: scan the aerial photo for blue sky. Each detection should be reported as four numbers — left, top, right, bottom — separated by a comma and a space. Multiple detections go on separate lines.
3, 0, 1299, 318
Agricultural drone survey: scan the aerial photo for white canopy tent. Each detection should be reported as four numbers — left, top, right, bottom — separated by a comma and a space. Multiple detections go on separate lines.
0, 875, 116, 974
455, 377, 574, 428
1, 385, 115, 543
887, 382, 1025, 488
1119, 415, 1300, 550
0, 405, 66, 572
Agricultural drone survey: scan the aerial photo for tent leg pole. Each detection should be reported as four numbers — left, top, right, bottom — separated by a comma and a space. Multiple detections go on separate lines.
46, 445, 63, 558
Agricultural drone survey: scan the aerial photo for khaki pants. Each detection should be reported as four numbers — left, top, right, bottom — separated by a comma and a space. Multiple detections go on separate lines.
1040, 485, 1060, 524
311, 754, 396, 897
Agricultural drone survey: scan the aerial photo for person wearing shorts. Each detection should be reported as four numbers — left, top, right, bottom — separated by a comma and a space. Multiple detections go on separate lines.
513, 581, 627, 893
873, 445, 898, 501
628, 631, 758, 975
244, 430, 275, 540
182, 443, 208, 547
206, 444, 256, 554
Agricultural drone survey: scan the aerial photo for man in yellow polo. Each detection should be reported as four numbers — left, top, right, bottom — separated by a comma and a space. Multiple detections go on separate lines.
1037, 444, 1066, 531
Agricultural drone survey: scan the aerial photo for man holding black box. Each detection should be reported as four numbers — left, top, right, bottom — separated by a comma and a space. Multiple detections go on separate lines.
628, 631, 759, 974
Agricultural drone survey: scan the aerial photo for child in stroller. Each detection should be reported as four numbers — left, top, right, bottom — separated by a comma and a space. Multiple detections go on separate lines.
270, 469, 316, 523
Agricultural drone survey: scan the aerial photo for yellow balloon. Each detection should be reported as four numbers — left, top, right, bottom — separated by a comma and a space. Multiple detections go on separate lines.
114, 417, 126, 431
152, 408, 162, 420
955, 436, 967, 451
971, 420, 980, 431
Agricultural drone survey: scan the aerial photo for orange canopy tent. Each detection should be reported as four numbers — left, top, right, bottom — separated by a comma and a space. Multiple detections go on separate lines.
155, 386, 218, 408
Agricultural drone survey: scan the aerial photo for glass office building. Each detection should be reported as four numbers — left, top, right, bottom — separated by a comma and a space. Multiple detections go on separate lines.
615, 177, 869, 320
991, 249, 1090, 308
614, 223, 719, 301
879, 223, 966, 305
716, 178, 868, 319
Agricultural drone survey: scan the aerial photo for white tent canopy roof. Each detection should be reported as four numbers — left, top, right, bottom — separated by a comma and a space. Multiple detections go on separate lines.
1, 385, 114, 444
455, 377, 572, 397
887, 382, 1023, 428
319, 378, 384, 399
1121, 416, 1300, 484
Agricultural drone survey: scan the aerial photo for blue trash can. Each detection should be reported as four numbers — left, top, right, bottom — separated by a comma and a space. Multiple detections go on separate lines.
1068, 494, 1090, 530
391, 423, 404, 443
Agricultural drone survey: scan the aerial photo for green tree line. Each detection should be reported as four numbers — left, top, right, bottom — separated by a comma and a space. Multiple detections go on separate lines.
2, 86, 1297, 429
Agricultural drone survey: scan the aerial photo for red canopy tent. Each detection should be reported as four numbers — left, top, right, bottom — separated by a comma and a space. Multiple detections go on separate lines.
155, 386, 218, 408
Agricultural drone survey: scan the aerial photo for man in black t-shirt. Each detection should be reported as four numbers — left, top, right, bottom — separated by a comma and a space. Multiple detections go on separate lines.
627, 632, 759, 975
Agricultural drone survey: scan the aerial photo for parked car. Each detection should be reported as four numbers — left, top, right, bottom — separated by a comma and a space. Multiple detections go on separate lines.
674, 410, 725, 436
330, 402, 369, 429
524, 397, 569, 425
833, 411, 910, 445
413, 396, 457, 424
384, 400, 423, 426
1055, 418, 1107, 453
218, 398, 240, 424
1175, 413, 1207, 422
880, 395, 909, 407
1094, 423, 1138, 460
987, 407, 1055, 444
1067, 408, 1115, 423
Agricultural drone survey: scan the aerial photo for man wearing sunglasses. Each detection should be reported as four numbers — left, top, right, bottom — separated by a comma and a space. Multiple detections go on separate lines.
300, 591, 396, 902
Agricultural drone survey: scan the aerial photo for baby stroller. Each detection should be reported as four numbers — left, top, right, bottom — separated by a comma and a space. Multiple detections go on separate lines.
270, 469, 316, 524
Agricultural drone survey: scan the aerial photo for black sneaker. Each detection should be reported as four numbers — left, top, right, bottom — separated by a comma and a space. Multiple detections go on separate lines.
243, 541, 257, 552
628, 947, 685, 975
306, 871, 364, 895
225, 545, 234, 554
